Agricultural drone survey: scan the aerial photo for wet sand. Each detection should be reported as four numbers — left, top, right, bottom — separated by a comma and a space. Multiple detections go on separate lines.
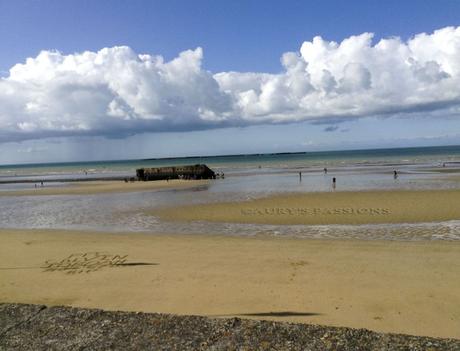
152, 189, 460, 225
0, 229, 459, 339
0, 179, 208, 196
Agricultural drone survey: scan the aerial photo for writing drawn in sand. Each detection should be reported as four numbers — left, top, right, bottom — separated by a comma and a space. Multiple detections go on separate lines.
42, 252, 128, 274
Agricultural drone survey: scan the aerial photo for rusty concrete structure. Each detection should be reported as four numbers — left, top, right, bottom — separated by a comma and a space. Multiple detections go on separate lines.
136, 164, 216, 181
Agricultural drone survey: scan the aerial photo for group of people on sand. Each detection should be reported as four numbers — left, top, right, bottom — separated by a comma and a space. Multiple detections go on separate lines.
298, 167, 337, 188
297, 167, 400, 189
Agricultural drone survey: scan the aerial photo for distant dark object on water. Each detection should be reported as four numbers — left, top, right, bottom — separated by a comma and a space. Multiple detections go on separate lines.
136, 164, 216, 181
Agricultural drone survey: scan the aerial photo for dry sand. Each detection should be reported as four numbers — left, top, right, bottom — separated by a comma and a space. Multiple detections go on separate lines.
0, 229, 459, 339
153, 189, 460, 225
0, 179, 208, 196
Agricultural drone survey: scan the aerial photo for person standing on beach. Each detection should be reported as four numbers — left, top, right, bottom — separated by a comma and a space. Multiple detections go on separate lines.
332, 177, 336, 189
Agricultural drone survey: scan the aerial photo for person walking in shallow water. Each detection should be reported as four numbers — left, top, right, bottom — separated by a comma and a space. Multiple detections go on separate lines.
324, 167, 328, 174
393, 170, 398, 179
332, 177, 336, 189
299, 171, 302, 181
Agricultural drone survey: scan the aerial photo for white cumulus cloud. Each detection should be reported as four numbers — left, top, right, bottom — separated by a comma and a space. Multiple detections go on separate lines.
1, 26, 460, 142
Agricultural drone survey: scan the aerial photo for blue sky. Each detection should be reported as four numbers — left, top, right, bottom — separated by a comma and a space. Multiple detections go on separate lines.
1, 0, 459, 74
1, 0, 460, 163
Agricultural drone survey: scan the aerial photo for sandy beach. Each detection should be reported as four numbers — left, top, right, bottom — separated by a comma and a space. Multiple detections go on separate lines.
153, 189, 460, 225
0, 179, 209, 196
1, 181, 460, 339
0, 229, 459, 339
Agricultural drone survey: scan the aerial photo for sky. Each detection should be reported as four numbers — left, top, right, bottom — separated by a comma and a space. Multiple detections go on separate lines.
0, 0, 460, 164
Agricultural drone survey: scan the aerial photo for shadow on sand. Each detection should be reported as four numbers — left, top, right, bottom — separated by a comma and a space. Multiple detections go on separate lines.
213, 311, 321, 318
115, 262, 159, 266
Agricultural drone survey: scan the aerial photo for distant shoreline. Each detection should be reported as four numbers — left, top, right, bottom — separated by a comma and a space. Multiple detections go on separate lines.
0, 176, 128, 184
1, 143, 460, 168
143, 144, 460, 161
0, 179, 208, 196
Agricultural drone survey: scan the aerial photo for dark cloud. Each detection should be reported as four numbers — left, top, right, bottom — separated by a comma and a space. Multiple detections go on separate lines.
323, 125, 339, 132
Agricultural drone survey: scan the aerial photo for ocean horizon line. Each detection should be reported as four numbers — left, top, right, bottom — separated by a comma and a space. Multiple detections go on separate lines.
1, 143, 460, 168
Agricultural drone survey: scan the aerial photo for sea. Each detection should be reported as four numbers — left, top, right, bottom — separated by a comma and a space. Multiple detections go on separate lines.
1, 145, 460, 241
